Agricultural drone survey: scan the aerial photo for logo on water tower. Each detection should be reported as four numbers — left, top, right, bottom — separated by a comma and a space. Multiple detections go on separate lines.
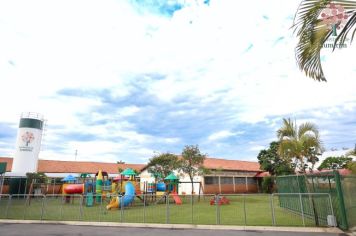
19, 131, 35, 151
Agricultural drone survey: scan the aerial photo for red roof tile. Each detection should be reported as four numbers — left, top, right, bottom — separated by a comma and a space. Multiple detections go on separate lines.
0, 157, 13, 172
316, 168, 352, 176
255, 171, 270, 177
37, 160, 145, 174
1, 156, 262, 174
203, 158, 262, 172
0, 157, 145, 174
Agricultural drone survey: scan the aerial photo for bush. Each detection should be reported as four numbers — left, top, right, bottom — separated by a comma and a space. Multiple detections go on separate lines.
262, 176, 274, 193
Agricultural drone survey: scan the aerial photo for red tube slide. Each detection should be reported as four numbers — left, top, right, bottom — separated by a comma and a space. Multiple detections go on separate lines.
63, 184, 84, 194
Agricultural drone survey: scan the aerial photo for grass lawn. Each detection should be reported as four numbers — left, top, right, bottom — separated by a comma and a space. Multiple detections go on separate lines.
0, 194, 319, 227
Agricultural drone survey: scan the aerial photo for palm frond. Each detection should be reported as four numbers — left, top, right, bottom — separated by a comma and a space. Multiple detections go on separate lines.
277, 118, 297, 140
298, 122, 319, 139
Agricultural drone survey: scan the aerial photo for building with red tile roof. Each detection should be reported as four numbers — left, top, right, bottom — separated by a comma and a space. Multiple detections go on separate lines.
0, 157, 144, 176
1, 156, 265, 194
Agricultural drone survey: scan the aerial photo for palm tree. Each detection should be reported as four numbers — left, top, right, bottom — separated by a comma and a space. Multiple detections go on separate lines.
346, 144, 356, 156
277, 118, 323, 173
293, 0, 356, 81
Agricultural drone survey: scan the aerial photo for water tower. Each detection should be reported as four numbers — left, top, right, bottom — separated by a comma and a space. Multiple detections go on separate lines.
11, 112, 44, 176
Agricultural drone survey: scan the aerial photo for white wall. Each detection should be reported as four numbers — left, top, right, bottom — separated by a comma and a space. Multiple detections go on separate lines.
139, 169, 155, 191
138, 169, 204, 195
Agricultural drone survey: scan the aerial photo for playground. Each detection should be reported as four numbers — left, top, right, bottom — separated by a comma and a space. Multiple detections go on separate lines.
0, 193, 330, 227
0, 168, 348, 228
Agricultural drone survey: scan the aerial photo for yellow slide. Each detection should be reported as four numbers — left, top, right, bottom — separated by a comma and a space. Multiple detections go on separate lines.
106, 197, 119, 210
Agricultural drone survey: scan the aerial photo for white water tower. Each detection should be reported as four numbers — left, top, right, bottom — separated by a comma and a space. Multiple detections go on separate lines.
11, 112, 44, 176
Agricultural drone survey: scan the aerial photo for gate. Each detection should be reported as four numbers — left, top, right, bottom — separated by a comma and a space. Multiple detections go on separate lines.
276, 171, 353, 230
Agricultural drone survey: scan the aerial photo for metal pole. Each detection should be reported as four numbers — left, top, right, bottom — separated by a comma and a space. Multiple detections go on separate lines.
52, 178, 55, 195
0, 175, 4, 198
23, 195, 28, 220
216, 194, 220, 225
233, 177, 236, 193
79, 195, 83, 221
243, 194, 247, 225
270, 194, 276, 226
5, 195, 12, 218
99, 194, 103, 222
60, 195, 64, 220
40, 195, 45, 221
166, 194, 169, 224
299, 193, 305, 226
24, 178, 28, 195
120, 196, 123, 223
143, 194, 146, 223
191, 194, 194, 224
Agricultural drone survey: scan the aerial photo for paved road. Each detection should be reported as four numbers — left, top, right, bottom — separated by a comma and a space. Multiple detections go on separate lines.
0, 224, 347, 236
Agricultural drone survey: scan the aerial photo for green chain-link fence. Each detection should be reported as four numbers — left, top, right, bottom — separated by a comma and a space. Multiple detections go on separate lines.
276, 171, 356, 230
341, 175, 356, 229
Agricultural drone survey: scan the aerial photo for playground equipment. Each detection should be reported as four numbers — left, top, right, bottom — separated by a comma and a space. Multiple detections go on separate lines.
96, 170, 103, 202
61, 175, 84, 194
164, 173, 182, 205
106, 168, 138, 210
106, 181, 135, 210
142, 173, 183, 205
62, 184, 84, 194
210, 196, 230, 205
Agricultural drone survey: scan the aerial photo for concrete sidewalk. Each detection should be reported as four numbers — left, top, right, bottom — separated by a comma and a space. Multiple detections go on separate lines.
0, 219, 344, 234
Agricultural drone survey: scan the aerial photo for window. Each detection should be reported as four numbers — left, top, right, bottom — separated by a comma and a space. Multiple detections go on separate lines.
246, 177, 257, 184
204, 176, 219, 185
220, 177, 233, 184
234, 177, 246, 184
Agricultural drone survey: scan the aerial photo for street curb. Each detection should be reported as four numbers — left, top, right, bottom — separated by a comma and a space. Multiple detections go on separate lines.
0, 219, 344, 234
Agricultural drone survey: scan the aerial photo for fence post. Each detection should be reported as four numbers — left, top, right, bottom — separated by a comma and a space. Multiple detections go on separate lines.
5, 195, 12, 218
243, 194, 247, 226
299, 193, 305, 226
60, 195, 64, 220
216, 194, 221, 225
79, 195, 83, 221
191, 194, 194, 224
143, 194, 146, 223
334, 170, 348, 230
120, 195, 123, 223
99, 195, 103, 222
166, 194, 170, 224
328, 193, 336, 227
270, 194, 276, 226
23, 195, 28, 220
40, 195, 45, 221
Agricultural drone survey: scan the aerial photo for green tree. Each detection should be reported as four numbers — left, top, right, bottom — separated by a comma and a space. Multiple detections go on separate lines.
277, 118, 323, 173
261, 176, 274, 193
318, 156, 353, 170
293, 0, 356, 81
146, 152, 179, 182
180, 145, 207, 194
347, 161, 356, 174
257, 141, 294, 176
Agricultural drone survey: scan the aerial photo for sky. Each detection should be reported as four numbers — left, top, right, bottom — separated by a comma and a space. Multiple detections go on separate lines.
0, 0, 356, 164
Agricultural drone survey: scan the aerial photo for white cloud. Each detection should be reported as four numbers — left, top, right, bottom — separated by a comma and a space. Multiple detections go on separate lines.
208, 130, 243, 141
0, 0, 356, 163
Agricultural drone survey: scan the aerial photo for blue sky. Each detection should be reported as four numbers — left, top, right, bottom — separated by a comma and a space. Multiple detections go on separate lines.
0, 0, 355, 164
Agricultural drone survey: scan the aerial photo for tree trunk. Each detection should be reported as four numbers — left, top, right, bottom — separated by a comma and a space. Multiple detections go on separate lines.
190, 175, 194, 195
